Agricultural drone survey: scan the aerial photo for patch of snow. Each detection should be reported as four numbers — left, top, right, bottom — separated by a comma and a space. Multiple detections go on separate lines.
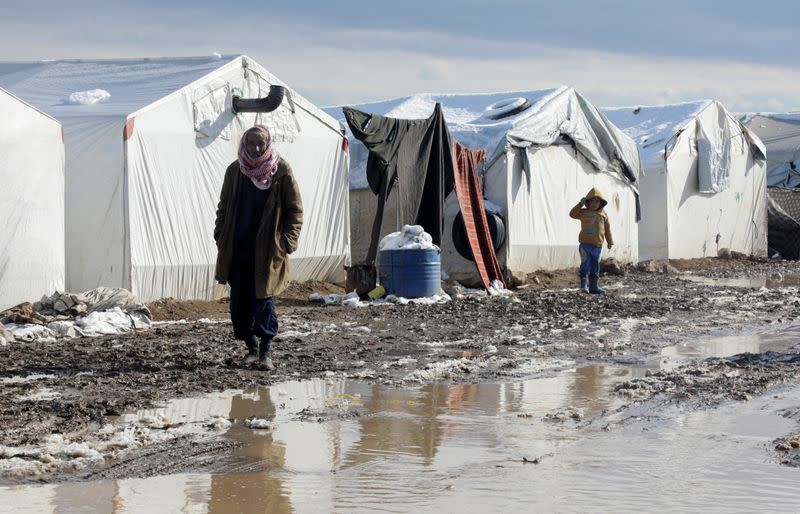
154, 319, 189, 326
379, 225, 439, 251
403, 358, 485, 382
65, 89, 111, 105
5, 323, 56, 343
418, 341, 446, 348
207, 417, 232, 431
15, 388, 61, 402
140, 414, 170, 429
105, 427, 139, 449
499, 357, 575, 377
385, 292, 451, 305
246, 418, 273, 430
279, 329, 316, 338
350, 368, 378, 379
384, 294, 410, 305
312, 291, 366, 308
1, 374, 55, 384
602, 101, 711, 166
47, 320, 84, 338
342, 296, 364, 308
74, 307, 151, 336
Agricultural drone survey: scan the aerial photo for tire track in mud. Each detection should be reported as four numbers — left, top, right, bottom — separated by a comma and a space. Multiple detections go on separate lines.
76, 435, 255, 482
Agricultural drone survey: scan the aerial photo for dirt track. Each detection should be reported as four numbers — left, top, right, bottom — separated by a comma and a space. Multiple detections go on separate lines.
3, 258, 800, 482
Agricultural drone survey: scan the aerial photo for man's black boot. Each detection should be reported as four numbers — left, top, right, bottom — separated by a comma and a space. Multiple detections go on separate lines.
258, 338, 275, 371
243, 335, 259, 365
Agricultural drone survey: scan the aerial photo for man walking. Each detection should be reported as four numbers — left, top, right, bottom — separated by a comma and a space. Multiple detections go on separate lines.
214, 125, 303, 371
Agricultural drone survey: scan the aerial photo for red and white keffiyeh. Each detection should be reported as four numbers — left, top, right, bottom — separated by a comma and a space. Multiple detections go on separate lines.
238, 125, 280, 188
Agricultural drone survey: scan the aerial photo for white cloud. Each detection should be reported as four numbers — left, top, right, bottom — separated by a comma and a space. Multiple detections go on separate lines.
256, 38, 800, 113
0, 10, 797, 113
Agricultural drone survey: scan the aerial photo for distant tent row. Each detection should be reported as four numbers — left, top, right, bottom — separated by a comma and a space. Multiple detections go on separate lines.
329, 92, 775, 286
0, 56, 350, 308
1, 54, 792, 309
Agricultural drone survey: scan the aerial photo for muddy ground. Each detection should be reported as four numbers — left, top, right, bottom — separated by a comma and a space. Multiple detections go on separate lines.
3, 257, 800, 482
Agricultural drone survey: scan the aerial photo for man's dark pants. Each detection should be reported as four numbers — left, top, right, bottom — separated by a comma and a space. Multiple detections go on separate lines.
229, 264, 278, 355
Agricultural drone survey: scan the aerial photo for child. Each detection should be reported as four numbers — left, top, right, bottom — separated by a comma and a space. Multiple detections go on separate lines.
569, 188, 613, 294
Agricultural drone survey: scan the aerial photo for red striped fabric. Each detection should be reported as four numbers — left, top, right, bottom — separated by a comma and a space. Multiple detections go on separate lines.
453, 141, 505, 290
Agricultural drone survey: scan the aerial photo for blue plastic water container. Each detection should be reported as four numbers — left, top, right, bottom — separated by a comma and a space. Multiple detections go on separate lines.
378, 248, 441, 298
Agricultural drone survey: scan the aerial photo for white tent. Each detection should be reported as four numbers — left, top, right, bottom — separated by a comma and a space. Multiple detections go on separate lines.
0, 56, 349, 302
0, 87, 65, 310
742, 113, 800, 188
604, 101, 767, 261
326, 87, 641, 284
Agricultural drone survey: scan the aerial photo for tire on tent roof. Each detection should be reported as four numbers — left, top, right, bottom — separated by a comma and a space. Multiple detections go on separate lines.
452, 209, 506, 262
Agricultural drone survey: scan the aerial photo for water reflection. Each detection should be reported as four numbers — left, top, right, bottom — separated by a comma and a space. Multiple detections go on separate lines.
679, 273, 800, 289
209, 389, 291, 514
0, 365, 638, 513
660, 323, 800, 364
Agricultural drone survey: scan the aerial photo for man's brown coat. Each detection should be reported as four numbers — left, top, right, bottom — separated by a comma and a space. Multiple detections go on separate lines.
214, 159, 303, 297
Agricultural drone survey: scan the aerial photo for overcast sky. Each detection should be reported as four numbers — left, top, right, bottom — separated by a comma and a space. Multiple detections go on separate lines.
2, 1, 798, 111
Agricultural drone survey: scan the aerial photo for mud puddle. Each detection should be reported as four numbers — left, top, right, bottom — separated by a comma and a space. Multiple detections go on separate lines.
4, 350, 800, 513
654, 322, 800, 370
679, 272, 800, 289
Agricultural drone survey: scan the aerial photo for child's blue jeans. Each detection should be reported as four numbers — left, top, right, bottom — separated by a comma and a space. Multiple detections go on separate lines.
579, 243, 602, 276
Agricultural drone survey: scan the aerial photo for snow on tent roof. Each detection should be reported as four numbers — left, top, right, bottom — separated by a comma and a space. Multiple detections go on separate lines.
0, 54, 342, 134
751, 112, 800, 124
743, 112, 800, 187
324, 87, 569, 189
602, 100, 711, 166
0, 55, 239, 119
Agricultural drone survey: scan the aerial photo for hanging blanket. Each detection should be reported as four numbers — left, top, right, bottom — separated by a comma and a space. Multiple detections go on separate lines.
344, 104, 455, 265
453, 142, 505, 289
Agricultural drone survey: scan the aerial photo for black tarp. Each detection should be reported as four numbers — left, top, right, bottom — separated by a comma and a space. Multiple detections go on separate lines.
768, 187, 800, 260
344, 104, 455, 265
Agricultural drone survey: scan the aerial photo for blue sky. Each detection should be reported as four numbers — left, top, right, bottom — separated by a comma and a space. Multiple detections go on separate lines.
2, 1, 798, 111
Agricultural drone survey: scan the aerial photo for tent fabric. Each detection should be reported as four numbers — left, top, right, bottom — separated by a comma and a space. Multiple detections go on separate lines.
330, 87, 641, 282
504, 89, 640, 187
769, 186, 800, 221
343, 104, 454, 264
767, 186, 800, 260
327, 87, 640, 192
0, 87, 65, 310
743, 114, 800, 188
453, 142, 504, 289
696, 106, 733, 193
476, 146, 639, 275
0, 56, 349, 302
767, 190, 800, 260
603, 100, 767, 261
